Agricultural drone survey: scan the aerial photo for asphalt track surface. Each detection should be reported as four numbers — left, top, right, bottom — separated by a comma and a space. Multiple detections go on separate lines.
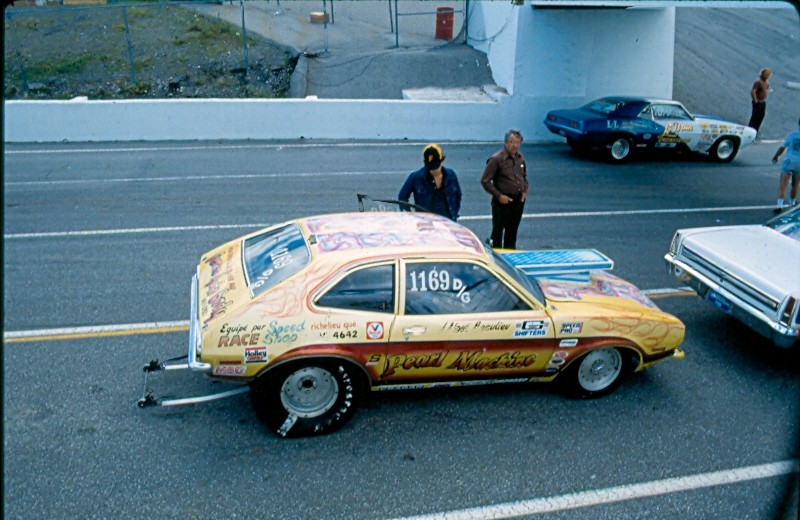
3, 139, 799, 519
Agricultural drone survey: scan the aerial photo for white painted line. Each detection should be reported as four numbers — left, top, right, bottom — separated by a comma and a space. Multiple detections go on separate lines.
643, 286, 694, 296
4, 224, 272, 239
2, 141, 494, 155
390, 459, 799, 520
2, 205, 775, 240
3, 170, 400, 186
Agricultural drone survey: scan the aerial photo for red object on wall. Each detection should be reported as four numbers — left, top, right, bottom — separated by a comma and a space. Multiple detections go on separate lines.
435, 7, 454, 40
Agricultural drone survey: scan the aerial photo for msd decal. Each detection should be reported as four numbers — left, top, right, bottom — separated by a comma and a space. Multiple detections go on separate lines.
213, 365, 246, 376
366, 321, 384, 340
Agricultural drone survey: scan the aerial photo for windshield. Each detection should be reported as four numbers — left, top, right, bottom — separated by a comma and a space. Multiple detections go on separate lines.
243, 224, 310, 297
766, 206, 800, 241
489, 249, 546, 305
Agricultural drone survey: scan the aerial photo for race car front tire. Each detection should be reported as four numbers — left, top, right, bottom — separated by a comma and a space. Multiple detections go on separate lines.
562, 347, 629, 399
709, 136, 740, 163
250, 360, 362, 437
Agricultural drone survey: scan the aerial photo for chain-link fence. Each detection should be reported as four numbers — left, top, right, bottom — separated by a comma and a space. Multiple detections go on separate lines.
4, 0, 468, 100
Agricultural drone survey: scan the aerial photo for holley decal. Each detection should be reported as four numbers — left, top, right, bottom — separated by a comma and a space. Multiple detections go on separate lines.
244, 346, 268, 364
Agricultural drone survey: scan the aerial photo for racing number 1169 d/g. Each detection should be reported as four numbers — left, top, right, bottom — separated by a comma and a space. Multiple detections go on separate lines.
408, 268, 471, 303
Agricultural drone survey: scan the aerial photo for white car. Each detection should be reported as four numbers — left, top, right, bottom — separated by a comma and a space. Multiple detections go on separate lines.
665, 207, 800, 348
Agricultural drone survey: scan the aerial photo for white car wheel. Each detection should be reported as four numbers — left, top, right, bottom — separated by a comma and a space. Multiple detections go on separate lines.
710, 137, 739, 163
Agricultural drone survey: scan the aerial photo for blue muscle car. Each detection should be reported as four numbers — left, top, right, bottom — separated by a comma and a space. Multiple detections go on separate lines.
544, 97, 757, 163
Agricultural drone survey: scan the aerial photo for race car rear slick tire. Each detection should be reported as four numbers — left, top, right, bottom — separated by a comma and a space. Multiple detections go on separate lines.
562, 347, 627, 399
250, 360, 361, 438
709, 137, 739, 163
566, 137, 587, 154
607, 136, 634, 163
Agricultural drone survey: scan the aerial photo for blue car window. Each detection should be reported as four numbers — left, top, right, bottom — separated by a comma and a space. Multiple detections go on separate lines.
584, 99, 623, 115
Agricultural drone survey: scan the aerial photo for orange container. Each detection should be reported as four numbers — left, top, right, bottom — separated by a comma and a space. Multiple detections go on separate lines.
435, 7, 454, 40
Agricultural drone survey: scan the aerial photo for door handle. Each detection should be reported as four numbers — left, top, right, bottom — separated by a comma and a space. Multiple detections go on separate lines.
402, 326, 426, 340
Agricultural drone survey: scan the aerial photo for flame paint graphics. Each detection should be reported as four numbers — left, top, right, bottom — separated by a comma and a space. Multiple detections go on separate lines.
540, 274, 656, 309
253, 261, 330, 318
589, 314, 682, 349
305, 214, 482, 253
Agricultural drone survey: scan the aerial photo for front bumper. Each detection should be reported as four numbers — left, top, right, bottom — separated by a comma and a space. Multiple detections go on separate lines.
665, 254, 798, 348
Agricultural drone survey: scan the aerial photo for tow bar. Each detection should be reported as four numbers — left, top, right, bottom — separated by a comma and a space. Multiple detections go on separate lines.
137, 356, 249, 408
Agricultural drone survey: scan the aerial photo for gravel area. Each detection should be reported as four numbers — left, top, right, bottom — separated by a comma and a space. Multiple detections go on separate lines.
3, 2, 296, 99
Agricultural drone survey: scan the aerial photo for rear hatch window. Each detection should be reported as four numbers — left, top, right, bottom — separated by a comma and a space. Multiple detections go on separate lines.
243, 224, 310, 297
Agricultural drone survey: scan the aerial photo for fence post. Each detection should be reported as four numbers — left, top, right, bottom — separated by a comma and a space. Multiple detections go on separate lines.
239, 0, 249, 76
465, 0, 469, 42
122, 6, 136, 84
394, 0, 399, 48
5, 11, 30, 93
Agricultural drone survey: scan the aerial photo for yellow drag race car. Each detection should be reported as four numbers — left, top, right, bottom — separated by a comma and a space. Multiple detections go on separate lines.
140, 210, 684, 437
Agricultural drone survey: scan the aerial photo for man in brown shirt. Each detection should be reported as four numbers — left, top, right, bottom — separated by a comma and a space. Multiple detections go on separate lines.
748, 67, 772, 134
480, 129, 528, 249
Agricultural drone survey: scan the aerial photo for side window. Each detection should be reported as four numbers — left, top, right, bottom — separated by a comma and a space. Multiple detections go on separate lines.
404, 262, 530, 315
652, 105, 667, 119
316, 264, 394, 313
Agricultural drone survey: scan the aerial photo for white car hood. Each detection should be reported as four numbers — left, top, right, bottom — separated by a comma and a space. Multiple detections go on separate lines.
681, 225, 800, 297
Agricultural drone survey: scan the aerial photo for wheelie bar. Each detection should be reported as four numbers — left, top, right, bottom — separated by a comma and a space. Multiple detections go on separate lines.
137, 358, 249, 408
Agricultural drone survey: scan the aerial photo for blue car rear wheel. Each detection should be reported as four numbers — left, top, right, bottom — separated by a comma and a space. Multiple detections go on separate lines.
607, 135, 633, 162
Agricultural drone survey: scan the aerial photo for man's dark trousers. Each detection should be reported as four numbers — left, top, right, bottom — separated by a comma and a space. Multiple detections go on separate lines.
490, 198, 525, 249
749, 101, 766, 132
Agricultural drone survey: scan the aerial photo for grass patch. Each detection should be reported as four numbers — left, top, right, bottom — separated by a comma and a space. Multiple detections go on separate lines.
25, 53, 99, 77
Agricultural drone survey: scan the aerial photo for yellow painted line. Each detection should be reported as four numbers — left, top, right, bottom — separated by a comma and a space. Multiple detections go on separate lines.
3, 321, 188, 344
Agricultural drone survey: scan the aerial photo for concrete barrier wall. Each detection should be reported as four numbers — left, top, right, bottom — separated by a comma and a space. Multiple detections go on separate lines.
4, 96, 533, 143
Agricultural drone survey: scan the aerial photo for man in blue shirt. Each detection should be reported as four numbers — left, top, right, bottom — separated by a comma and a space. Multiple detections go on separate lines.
398, 144, 462, 221
772, 118, 800, 213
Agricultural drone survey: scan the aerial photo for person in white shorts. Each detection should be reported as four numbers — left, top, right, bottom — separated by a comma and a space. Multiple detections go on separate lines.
772, 118, 800, 213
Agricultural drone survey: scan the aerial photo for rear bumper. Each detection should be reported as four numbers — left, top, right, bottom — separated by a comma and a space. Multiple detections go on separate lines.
189, 272, 212, 373
665, 254, 798, 348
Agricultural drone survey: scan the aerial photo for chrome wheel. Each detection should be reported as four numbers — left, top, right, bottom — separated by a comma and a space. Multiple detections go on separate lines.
609, 137, 632, 161
576, 348, 623, 392
711, 137, 738, 162
280, 366, 339, 418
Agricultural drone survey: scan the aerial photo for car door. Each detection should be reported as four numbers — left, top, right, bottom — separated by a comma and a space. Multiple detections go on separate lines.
379, 259, 556, 386
651, 103, 701, 151
312, 262, 396, 371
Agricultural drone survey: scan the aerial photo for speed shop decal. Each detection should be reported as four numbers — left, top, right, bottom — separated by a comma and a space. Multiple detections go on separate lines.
514, 320, 549, 337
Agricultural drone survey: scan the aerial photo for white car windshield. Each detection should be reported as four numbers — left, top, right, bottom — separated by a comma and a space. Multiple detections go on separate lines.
766, 206, 800, 241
